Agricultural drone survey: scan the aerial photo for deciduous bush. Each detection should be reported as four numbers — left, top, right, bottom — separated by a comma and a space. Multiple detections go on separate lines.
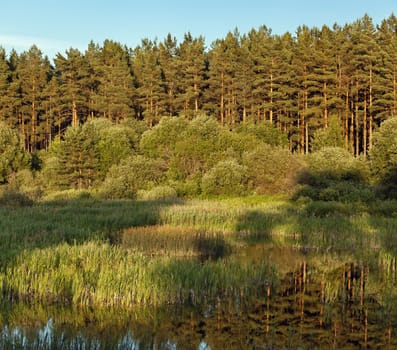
140, 116, 189, 160
294, 147, 373, 202
7, 169, 43, 201
236, 121, 289, 147
243, 145, 304, 195
0, 187, 34, 207
96, 125, 135, 178
370, 118, 397, 199
167, 115, 227, 181
201, 159, 248, 196
137, 185, 177, 200
99, 156, 166, 199
311, 117, 345, 152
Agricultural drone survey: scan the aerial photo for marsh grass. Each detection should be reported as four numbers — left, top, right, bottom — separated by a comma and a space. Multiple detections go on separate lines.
1, 195, 397, 310
2, 242, 275, 308
120, 225, 232, 258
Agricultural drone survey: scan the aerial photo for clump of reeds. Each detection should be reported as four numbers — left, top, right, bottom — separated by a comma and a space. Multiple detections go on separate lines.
1, 241, 276, 308
120, 225, 232, 258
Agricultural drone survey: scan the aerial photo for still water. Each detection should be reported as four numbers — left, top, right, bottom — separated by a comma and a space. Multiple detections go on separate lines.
1, 245, 396, 349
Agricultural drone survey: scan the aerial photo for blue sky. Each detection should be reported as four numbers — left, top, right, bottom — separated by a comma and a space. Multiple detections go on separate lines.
0, 0, 396, 58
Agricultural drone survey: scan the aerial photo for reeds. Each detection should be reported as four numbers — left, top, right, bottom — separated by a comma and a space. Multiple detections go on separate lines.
1, 195, 397, 311
1, 241, 275, 308
120, 225, 232, 258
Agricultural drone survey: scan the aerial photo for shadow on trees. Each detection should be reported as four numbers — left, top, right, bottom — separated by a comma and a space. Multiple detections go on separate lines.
293, 168, 375, 203
375, 167, 397, 200
232, 165, 397, 257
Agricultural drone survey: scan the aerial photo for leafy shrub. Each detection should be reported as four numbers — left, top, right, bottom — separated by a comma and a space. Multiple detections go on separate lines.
235, 121, 289, 147
311, 117, 345, 152
308, 147, 369, 179
137, 185, 178, 200
7, 169, 43, 201
294, 147, 373, 202
96, 124, 135, 178
168, 178, 202, 197
369, 118, 397, 199
140, 116, 189, 160
370, 118, 397, 183
0, 187, 34, 207
168, 115, 224, 180
243, 145, 304, 195
201, 159, 248, 196
375, 168, 397, 199
99, 156, 165, 199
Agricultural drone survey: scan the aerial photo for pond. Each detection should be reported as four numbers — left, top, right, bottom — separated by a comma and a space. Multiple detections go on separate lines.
1, 244, 396, 349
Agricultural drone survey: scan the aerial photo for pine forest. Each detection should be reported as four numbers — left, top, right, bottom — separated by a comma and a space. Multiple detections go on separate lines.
0, 14, 396, 156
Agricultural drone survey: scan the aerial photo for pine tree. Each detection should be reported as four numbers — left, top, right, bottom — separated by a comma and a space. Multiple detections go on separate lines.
50, 123, 100, 189
84, 41, 102, 120
132, 39, 165, 127
176, 33, 207, 118
375, 15, 397, 120
292, 26, 317, 154
349, 15, 378, 156
97, 40, 134, 122
42, 76, 61, 148
159, 34, 179, 116
16, 45, 51, 151
312, 25, 339, 129
55, 48, 90, 127
272, 33, 297, 151
207, 30, 241, 126
0, 47, 11, 123
6, 50, 24, 144
247, 26, 274, 123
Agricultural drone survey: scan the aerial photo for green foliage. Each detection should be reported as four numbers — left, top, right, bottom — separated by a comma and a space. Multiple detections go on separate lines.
137, 185, 178, 200
140, 116, 189, 160
168, 177, 202, 197
236, 121, 289, 147
168, 115, 225, 180
370, 118, 397, 198
201, 159, 248, 196
0, 122, 27, 183
45, 123, 100, 190
0, 186, 34, 207
308, 147, 369, 179
96, 124, 135, 178
99, 155, 165, 199
119, 118, 149, 149
7, 169, 43, 201
243, 145, 304, 195
3, 15, 397, 157
295, 147, 373, 202
311, 117, 345, 152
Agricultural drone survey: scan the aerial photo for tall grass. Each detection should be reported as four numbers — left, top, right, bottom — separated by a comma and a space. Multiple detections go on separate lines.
2, 241, 276, 308
120, 225, 232, 258
1, 195, 397, 309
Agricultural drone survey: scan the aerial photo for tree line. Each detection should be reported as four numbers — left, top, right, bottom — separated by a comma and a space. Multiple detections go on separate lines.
0, 14, 397, 155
